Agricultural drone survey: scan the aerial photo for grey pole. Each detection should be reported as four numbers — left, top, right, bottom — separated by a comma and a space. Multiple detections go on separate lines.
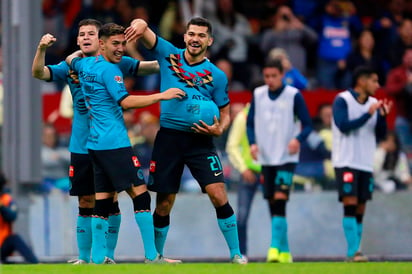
2, 0, 43, 192
2, 0, 43, 253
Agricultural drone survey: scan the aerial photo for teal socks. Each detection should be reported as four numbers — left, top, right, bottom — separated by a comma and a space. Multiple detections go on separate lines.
271, 216, 286, 250
217, 214, 241, 258
279, 218, 289, 252
343, 217, 358, 257
106, 214, 121, 260
91, 217, 108, 264
135, 211, 157, 260
76, 215, 92, 262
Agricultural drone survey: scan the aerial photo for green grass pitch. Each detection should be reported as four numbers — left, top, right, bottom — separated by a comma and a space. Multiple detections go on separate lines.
2, 262, 412, 274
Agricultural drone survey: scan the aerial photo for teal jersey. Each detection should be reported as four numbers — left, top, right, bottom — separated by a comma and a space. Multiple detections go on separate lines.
153, 37, 230, 132
72, 55, 134, 150
48, 61, 88, 154
48, 57, 139, 153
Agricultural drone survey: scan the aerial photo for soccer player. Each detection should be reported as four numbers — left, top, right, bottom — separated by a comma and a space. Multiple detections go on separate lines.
246, 59, 312, 263
124, 17, 247, 264
32, 19, 160, 264
66, 22, 185, 264
225, 103, 262, 258
332, 66, 391, 262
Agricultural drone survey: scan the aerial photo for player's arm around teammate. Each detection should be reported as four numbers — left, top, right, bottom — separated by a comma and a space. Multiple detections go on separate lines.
124, 17, 247, 264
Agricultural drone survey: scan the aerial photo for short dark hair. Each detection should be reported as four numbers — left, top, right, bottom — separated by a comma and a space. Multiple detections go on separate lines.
78, 18, 102, 30
263, 58, 284, 73
352, 66, 377, 87
99, 23, 125, 39
186, 17, 213, 36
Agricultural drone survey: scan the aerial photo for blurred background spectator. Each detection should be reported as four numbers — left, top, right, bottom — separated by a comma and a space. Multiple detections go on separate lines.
373, 131, 412, 193
386, 18, 412, 68
313, 0, 363, 90
41, 123, 70, 193
294, 103, 334, 190
385, 48, 412, 171
371, 0, 409, 68
215, 59, 247, 92
346, 29, 388, 85
132, 111, 160, 181
260, 4, 318, 79
268, 47, 308, 90
208, 0, 254, 88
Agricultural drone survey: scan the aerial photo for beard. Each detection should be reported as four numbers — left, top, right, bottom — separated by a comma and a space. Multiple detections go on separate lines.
186, 44, 206, 58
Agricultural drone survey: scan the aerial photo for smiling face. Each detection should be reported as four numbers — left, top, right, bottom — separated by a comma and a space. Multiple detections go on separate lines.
77, 25, 100, 56
100, 34, 126, 63
183, 24, 213, 61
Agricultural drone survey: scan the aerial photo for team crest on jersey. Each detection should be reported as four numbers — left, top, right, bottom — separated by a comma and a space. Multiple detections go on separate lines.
114, 75, 123, 83
166, 54, 213, 90
186, 104, 200, 114
137, 169, 144, 180
343, 172, 354, 183
132, 156, 141, 167
149, 161, 156, 173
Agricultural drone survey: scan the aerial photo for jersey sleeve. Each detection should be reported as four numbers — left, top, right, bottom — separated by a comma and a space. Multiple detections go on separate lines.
71, 57, 83, 73
293, 92, 312, 142
47, 61, 69, 82
246, 97, 256, 145
153, 37, 179, 58
332, 96, 371, 133
212, 68, 230, 108
118, 56, 140, 76
101, 64, 129, 104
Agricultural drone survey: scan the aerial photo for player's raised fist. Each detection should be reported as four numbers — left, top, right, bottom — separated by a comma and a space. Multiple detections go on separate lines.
38, 33, 57, 49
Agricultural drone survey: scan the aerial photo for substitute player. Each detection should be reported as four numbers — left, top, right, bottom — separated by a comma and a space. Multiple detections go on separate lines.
246, 59, 312, 263
332, 66, 392, 262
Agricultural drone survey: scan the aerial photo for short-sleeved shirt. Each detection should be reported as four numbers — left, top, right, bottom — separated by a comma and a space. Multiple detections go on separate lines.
48, 57, 139, 153
152, 37, 230, 132
71, 55, 133, 150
